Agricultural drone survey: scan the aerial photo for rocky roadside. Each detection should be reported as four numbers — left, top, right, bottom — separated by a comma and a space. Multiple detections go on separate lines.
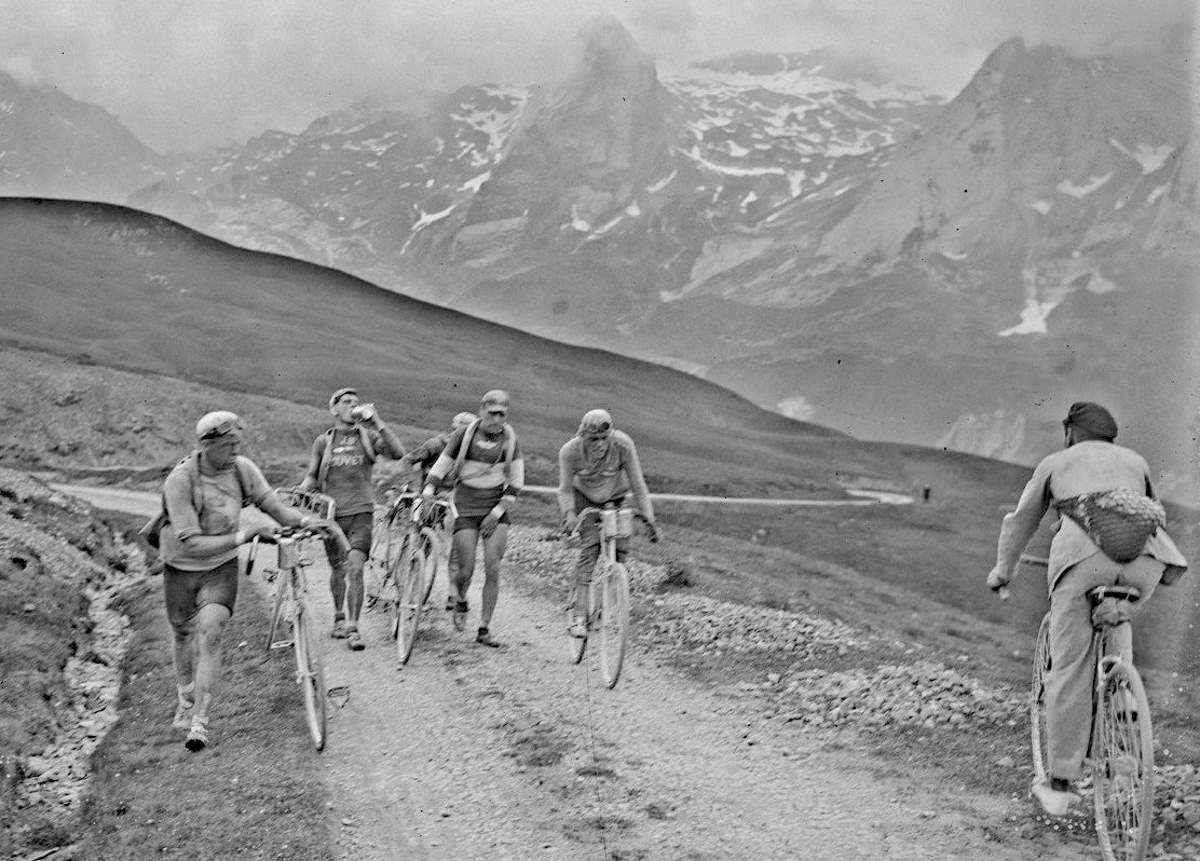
504, 528, 1200, 861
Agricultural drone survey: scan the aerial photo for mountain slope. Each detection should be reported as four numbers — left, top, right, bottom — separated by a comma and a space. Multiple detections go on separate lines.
0, 71, 164, 201
0, 196, 909, 493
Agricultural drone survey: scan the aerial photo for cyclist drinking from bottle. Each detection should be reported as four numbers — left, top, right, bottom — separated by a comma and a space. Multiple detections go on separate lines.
557, 408, 658, 638
299, 387, 406, 651
987, 401, 1187, 816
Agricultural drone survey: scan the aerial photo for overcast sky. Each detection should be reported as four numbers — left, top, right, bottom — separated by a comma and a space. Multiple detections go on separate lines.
1, 0, 1191, 153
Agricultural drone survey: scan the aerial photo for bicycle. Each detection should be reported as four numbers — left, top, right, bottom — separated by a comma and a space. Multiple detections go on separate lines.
565, 504, 639, 689
387, 496, 456, 662
1008, 559, 1155, 861
370, 489, 420, 643
245, 488, 346, 752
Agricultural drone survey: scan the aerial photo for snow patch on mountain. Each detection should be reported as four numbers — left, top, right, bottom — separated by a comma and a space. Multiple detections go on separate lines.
1109, 139, 1175, 174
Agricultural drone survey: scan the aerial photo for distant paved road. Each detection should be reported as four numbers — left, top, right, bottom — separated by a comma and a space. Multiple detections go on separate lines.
55, 484, 912, 515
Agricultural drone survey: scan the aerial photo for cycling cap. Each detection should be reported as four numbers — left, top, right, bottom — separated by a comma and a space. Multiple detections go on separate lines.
579, 408, 613, 436
481, 389, 510, 411
329, 387, 359, 410
452, 411, 476, 430
196, 410, 244, 440
1063, 401, 1117, 440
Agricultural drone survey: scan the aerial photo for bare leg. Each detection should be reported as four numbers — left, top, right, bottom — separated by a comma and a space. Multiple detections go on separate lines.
479, 523, 509, 629
172, 616, 198, 694
190, 603, 232, 724
345, 549, 366, 627
329, 558, 347, 621
451, 528, 478, 601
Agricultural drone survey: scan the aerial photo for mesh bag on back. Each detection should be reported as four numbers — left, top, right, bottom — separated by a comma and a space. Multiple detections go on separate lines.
1056, 489, 1166, 563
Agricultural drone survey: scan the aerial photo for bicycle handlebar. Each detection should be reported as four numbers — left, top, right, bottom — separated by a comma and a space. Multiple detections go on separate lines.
253, 519, 350, 554
564, 505, 647, 539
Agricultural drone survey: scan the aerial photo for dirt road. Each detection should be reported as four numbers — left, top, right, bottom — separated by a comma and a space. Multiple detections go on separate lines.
57, 484, 1048, 860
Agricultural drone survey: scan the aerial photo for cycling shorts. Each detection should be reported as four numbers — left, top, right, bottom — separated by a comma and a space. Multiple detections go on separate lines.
324, 512, 373, 564
163, 558, 239, 629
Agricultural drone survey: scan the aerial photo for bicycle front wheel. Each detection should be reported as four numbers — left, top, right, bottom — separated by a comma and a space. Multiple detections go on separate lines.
598, 562, 631, 689
396, 550, 426, 664
293, 600, 327, 751
1030, 613, 1052, 785
1093, 659, 1154, 861
265, 580, 289, 653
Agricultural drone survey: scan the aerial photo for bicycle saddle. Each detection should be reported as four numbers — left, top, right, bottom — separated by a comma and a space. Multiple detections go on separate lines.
1086, 584, 1141, 605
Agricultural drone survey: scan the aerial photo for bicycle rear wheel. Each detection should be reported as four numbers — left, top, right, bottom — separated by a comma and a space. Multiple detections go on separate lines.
598, 562, 631, 688
385, 534, 409, 640
293, 600, 327, 751
1093, 659, 1154, 861
396, 549, 426, 664
1030, 613, 1052, 785
419, 532, 437, 606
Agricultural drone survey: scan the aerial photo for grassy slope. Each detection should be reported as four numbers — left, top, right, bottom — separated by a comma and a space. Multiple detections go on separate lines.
2, 194, 1196, 670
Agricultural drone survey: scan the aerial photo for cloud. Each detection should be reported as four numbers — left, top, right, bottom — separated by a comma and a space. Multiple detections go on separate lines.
0, 56, 43, 86
0, 0, 1190, 153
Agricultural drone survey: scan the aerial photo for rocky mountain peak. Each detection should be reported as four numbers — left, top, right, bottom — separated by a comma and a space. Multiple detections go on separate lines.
574, 14, 648, 76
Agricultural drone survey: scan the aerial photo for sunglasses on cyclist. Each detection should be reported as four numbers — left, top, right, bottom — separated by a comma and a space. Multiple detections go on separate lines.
485, 408, 508, 418
584, 420, 612, 436
199, 417, 244, 440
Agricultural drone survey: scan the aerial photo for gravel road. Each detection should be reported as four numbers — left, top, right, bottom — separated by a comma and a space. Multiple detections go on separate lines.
307, 528, 1032, 860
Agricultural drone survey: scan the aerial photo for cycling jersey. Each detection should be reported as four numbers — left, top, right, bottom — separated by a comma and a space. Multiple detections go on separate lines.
307, 426, 403, 518
429, 423, 524, 518
995, 440, 1187, 591
557, 429, 653, 524
160, 455, 273, 572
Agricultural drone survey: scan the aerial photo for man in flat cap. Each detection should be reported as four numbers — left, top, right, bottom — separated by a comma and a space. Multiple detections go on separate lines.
156, 411, 327, 751
423, 390, 524, 647
987, 401, 1187, 817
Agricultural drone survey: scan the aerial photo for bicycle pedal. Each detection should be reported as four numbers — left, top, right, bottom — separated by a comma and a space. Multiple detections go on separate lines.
327, 685, 351, 708
263, 568, 280, 583
269, 639, 294, 650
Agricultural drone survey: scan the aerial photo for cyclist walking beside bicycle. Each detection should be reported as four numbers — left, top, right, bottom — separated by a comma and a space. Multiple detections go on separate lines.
299, 387, 406, 651
398, 411, 475, 610
986, 401, 1187, 816
558, 409, 659, 638
154, 411, 318, 751
423, 390, 523, 647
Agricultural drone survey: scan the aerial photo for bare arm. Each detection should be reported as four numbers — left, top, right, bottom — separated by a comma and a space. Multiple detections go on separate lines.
620, 437, 654, 524
297, 436, 322, 492
371, 419, 406, 460
556, 442, 576, 516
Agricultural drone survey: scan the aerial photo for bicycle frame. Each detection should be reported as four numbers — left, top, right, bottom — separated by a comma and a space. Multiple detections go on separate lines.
568, 504, 634, 687
1027, 581, 1154, 861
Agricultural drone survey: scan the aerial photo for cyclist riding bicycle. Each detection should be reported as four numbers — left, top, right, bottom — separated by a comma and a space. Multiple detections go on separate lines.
557, 408, 659, 638
423, 390, 524, 648
298, 387, 406, 651
154, 411, 324, 751
987, 401, 1187, 816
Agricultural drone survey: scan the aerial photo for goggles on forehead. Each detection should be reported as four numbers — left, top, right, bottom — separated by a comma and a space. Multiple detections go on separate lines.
199, 417, 244, 440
